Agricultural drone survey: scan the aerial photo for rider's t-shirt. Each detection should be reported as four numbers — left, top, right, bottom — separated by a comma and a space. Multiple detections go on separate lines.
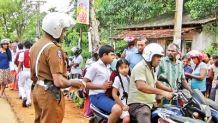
122, 47, 137, 56
191, 62, 207, 91
127, 60, 157, 108
84, 59, 111, 95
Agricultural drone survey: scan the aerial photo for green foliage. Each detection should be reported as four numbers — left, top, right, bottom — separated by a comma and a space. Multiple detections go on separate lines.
184, 0, 218, 19
203, 43, 218, 56
70, 90, 84, 108
0, 0, 36, 42
203, 23, 218, 56
96, 0, 176, 26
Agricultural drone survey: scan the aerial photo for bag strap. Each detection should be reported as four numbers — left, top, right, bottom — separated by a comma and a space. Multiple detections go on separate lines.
118, 74, 126, 93
117, 74, 129, 103
35, 42, 54, 77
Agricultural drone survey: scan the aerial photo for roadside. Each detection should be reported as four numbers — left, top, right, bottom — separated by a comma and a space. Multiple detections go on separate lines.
4, 88, 89, 123
0, 96, 18, 123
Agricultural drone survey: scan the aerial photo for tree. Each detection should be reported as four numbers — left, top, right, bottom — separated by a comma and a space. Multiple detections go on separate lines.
0, 0, 35, 42
184, 0, 218, 19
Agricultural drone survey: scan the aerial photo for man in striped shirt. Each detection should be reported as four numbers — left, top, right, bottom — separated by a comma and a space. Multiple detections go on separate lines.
156, 43, 192, 104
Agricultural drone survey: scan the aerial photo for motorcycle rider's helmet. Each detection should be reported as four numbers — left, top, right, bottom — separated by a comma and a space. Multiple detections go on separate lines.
124, 36, 136, 46
188, 50, 204, 62
42, 12, 76, 39
71, 47, 82, 55
142, 43, 164, 62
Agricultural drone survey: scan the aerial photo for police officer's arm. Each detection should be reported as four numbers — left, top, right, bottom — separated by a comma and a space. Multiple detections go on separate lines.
52, 74, 84, 88
136, 80, 172, 100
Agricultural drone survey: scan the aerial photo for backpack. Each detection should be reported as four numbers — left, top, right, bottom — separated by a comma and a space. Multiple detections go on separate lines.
105, 70, 128, 101
23, 49, 30, 68
14, 51, 23, 67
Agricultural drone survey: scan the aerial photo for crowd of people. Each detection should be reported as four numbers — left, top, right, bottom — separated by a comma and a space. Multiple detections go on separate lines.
0, 11, 218, 123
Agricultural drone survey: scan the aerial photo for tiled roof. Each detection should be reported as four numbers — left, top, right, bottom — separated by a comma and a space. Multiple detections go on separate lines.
110, 27, 196, 40
118, 12, 216, 29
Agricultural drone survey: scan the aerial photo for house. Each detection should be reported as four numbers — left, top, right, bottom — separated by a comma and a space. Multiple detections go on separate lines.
110, 11, 217, 54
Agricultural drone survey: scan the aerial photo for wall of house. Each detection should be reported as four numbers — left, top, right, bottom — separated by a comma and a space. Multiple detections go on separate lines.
191, 29, 214, 51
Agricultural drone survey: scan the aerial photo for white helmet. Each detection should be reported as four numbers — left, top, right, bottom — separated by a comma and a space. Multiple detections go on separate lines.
142, 43, 164, 62
0, 38, 10, 45
42, 12, 76, 39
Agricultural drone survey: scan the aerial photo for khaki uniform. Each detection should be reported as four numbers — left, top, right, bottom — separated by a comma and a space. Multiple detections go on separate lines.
30, 34, 67, 123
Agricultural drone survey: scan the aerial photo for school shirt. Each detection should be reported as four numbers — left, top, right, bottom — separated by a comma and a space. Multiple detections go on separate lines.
71, 54, 83, 75
85, 59, 111, 95
18, 49, 30, 71
112, 74, 130, 105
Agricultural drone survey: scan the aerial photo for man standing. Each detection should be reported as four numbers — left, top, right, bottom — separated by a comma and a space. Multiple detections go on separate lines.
125, 38, 148, 71
121, 36, 137, 58
30, 12, 84, 123
70, 47, 83, 79
128, 43, 172, 123
156, 43, 192, 103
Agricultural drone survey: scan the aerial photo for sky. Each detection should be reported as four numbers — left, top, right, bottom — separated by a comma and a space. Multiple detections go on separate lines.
39, 0, 71, 12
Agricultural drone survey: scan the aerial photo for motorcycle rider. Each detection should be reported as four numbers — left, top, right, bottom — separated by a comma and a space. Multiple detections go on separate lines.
127, 43, 173, 123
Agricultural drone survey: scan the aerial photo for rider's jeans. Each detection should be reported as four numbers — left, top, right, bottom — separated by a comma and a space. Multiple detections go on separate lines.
128, 103, 151, 123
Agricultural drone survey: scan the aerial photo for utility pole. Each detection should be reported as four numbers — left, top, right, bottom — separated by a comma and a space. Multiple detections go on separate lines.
173, 0, 183, 50
30, 0, 46, 41
89, 0, 100, 50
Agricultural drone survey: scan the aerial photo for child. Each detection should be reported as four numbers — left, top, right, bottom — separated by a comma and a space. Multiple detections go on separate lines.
182, 55, 193, 83
112, 58, 130, 123
83, 45, 122, 123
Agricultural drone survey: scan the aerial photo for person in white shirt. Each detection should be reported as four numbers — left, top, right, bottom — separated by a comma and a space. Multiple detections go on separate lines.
17, 41, 33, 107
70, 47, 83, 79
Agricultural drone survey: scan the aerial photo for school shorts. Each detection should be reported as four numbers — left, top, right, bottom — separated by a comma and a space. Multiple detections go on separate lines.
90, 93, 116, 113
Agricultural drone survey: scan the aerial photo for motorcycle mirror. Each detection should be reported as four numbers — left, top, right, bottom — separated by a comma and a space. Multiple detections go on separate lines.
158, 74, 169, 84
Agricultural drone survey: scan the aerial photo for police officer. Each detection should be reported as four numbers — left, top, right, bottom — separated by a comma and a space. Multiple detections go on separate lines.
30, 12, 84, 123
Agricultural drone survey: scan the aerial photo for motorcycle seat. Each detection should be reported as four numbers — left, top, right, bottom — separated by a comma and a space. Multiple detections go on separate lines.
90, 104, 110, 119
207, 99, 218, 111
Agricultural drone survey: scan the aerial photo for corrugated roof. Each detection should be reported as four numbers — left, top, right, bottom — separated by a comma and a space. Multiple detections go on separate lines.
118, 12, 216, 29
110, 27, 196, 40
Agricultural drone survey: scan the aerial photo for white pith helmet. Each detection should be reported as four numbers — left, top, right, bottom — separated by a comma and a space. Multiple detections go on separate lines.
42, 12, 76, 39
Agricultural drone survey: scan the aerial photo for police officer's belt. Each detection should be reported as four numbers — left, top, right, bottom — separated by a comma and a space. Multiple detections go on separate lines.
37, 80, 61, 101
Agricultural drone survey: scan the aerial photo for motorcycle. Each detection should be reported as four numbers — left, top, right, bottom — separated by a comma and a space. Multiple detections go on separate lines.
89, 75, 208, 123
191, 89, 218, 123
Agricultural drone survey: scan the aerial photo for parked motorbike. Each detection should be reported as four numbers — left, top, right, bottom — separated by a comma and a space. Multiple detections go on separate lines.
157, 112, 206, 123
191, 89, 218, 123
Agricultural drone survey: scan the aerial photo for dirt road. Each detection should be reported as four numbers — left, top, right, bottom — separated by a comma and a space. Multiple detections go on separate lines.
4, 88, 89, 123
